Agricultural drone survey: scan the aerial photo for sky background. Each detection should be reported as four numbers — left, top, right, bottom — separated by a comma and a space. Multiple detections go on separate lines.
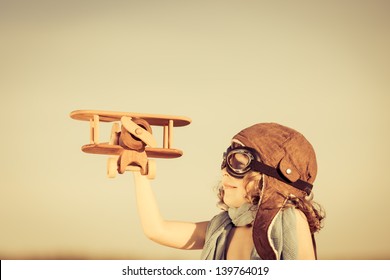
0, 0, 389, 260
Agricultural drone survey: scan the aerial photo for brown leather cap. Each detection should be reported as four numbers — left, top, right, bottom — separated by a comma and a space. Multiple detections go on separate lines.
233, 123, 317, 259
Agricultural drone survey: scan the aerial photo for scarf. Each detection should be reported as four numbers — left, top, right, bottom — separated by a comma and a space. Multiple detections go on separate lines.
200, 205, 298, 260
200, 203, 256, 260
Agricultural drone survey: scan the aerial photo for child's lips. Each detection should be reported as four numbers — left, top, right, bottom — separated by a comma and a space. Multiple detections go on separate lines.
223, 184, 237, 190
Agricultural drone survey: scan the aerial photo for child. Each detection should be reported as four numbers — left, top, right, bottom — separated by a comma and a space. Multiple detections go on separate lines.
133, 122, 325, 260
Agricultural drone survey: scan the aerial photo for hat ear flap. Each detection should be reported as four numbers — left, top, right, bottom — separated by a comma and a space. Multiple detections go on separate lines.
253, 177, 285, 260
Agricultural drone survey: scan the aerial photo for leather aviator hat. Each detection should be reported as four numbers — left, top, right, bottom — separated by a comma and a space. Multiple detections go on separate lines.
232, 122, 318, 260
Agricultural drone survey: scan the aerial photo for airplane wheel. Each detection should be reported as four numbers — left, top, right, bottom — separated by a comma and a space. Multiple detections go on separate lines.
107, 157, 118, 178
146, 159, 156, 180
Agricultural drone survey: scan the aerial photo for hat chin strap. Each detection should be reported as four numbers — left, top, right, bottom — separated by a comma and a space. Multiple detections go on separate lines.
251, 161, 313, 195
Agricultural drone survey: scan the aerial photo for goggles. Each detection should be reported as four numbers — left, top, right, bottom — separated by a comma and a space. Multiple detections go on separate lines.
221, 146, 259, 178
221, 146, 313, 195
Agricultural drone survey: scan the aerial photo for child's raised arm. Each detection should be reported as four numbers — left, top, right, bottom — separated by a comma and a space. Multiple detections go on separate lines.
132, 172, 208, 250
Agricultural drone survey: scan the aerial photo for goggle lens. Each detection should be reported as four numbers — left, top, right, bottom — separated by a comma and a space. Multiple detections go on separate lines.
222, 147, 256, 178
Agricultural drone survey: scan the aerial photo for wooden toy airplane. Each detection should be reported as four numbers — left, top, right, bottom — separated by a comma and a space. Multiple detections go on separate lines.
70, 110, 191, 179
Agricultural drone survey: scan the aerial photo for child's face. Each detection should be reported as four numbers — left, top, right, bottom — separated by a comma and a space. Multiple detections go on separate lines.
220, 139, 252, 208
221, 167, 248, 208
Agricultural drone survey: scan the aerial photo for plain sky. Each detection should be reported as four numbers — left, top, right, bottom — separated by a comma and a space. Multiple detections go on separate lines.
0, 0, 389, 259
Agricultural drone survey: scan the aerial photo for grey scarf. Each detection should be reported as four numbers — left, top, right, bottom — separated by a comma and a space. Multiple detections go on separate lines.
200, 203, 256, 260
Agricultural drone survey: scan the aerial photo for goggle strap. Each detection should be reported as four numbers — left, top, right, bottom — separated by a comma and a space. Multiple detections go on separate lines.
251, 161, 313, 195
